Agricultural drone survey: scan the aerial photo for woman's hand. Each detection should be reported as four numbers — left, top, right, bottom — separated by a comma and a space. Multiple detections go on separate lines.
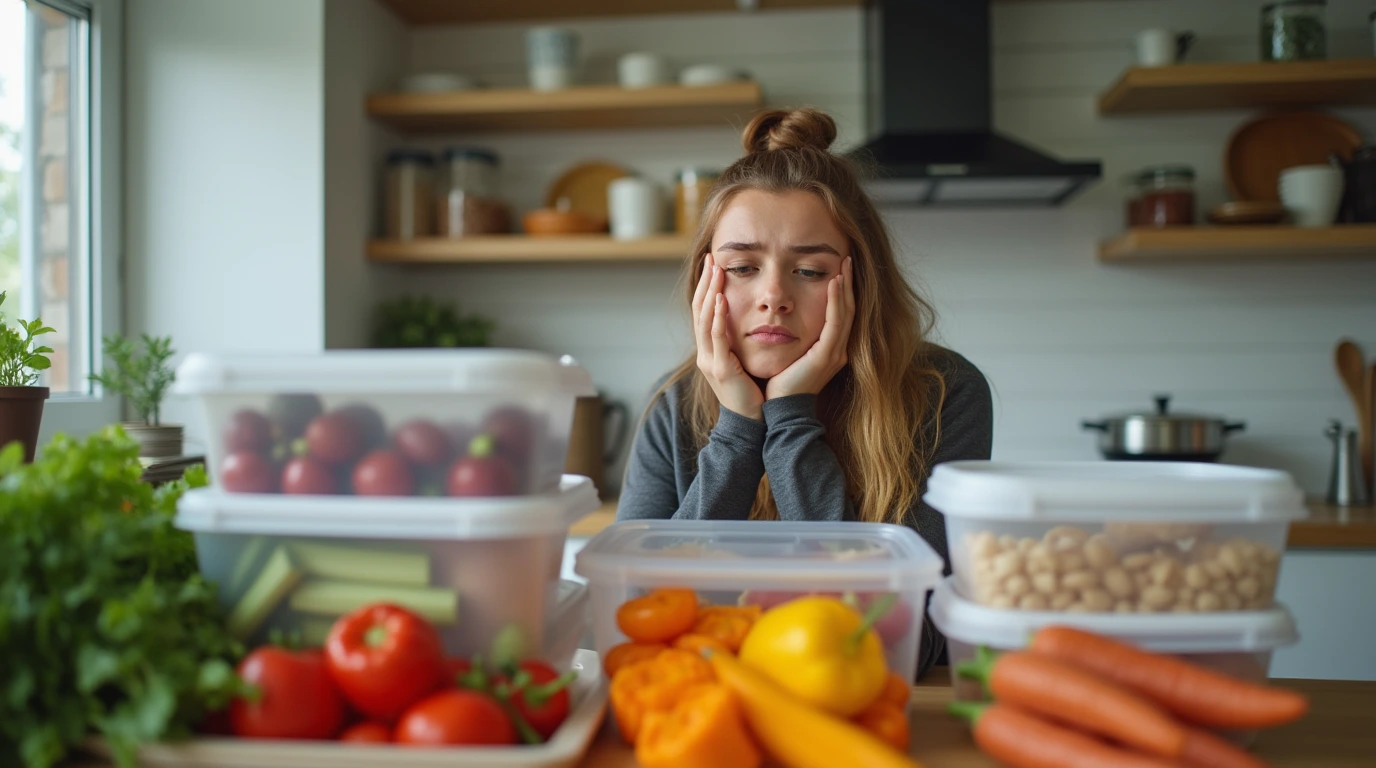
693, 254, 765, 421
765, 257, 854, 400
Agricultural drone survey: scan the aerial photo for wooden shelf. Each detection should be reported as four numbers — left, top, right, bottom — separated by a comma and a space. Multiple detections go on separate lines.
366, 82, 764, 133
1098, 225, 1376, 263
367, 235, 690, 264
1098, 59, 1376, 115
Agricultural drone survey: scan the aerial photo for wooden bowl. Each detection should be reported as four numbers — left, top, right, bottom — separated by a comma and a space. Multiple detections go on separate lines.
523, 208, 607, 236
1208, 201, 1289, 226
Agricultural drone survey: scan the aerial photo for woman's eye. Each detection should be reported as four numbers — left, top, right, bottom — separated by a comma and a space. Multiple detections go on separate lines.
725, 266, 755, 276
797, 268, 828, 279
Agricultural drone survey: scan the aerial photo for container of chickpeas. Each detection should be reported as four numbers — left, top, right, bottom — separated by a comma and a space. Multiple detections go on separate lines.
924, 462, 1305, 615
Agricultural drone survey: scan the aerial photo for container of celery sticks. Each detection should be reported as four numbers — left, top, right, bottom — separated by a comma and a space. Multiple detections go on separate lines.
176, 475, 597, 658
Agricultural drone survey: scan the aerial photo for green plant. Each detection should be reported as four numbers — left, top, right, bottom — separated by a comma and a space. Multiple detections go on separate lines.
89, 334, 176, 425
0, 291, 55, 387
372, 295, 494, 349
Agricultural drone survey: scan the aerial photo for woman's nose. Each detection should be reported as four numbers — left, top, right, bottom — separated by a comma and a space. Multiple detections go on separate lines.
757, 273, 792, 314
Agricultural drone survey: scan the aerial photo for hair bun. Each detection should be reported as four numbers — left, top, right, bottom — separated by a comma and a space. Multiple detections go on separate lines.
742, 108, 838, 154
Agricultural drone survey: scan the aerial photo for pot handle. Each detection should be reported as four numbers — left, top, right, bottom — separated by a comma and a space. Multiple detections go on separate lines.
1224, 421, 1246, 434
1081, 421, 1109, 432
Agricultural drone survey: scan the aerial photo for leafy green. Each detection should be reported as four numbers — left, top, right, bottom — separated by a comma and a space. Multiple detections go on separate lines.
89, 334, 177, 425
372, 294, 494, 349
0, 428, 242, 768
0, 291, 56, 387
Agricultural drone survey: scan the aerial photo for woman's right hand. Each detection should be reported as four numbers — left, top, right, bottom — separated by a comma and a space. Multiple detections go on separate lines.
692, 254, 764, 421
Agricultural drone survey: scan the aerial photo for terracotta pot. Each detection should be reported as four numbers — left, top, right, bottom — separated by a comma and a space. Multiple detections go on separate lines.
122, 422, 184, 458
0, 386, 50, 462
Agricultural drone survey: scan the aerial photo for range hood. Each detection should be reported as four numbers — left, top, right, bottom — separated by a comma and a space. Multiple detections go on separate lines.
854, 0, 1101, 207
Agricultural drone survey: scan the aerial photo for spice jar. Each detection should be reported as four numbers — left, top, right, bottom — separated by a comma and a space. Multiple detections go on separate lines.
383, 150, 434, 240
1135, 165, 1196, 227
437, 147, 511, 237
1262, 0, 1326, 62
674, 168, 719, 235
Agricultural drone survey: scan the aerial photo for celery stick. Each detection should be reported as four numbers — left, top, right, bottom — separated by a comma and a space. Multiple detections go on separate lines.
297, 617, 337, 648
227, 547, 303, 640
288, 541, 430, 586
289, 580, 459, 626
227, 536, 270, 597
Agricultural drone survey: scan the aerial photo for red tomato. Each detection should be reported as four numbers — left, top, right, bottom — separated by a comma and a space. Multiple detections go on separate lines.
339, 722, 392, 744
500, 660, 575, 740
230, 647, 345, 740
325, 603, 447, 723
351, 450, 415, 496
281, 456, 338, 495
220, 451, 277, 493
395, 690, 516, 746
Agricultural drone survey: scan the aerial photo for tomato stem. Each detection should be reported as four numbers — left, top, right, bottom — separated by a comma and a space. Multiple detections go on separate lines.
363, 625, 390, 648
845, 593, 897, 655
522, 670, 578, 707
492, 689, 544, 745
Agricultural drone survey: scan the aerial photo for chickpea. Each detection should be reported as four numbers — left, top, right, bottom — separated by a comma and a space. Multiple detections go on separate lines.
1114, 600, 1135, 614
1027, 552, 1057, 575
1150, 559, 1181, 587
1017, 537, 1037, 554
998, 534, 1018, 551
1123, 553, 1155, 572
1184, 564, 1209, 590
1236, 576, 1260, 600
969, 531, 1000, 559
1177, 586, 1197, 606
1084, 535, 1117, 570
1195, 591, 1223, 611
993, 550, 1025, 578
989, 593, 1016, 609
1219, 544, 1248, 577
1134, 571, 1155, 590
1062, 571, 1099, 591
1004, 574, 1032, 599
1141, 585, 1175, 610
1058, 552, 1088, 574
1066, 603, 1091, 613
1050, 592, 1075, 611
1018, 593, 1049, 611
1220, 593, 1242, 611
1032, 572, 1058, 596
1082, 588, 1114, 612
1103, 567, 1134, 598
1203, 561, 1229, 581
1046, 525, 1089, 551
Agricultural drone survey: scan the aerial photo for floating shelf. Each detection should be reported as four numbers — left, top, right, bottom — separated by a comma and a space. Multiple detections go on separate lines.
1098, 225, 1376, 263
366, 82, 764, 133
1098, 59, 1376, 115
367, 235, 690, 264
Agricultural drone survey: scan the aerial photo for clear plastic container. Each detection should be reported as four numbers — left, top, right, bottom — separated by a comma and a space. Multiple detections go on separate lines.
924, 462, 1305, 614
574, 520, 944, 683
173, 350, 595, 497
929, 577, 1298, 743
176, 476, 598, 657
545, 579, 590, 671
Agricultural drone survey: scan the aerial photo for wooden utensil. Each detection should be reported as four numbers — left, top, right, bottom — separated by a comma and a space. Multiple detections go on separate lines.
1335, 340, 1370, 492
1207, 201, 1288, 225
1226, 112, 1362, 202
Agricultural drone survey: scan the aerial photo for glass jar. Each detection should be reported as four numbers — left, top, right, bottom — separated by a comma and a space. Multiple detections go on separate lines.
674, 168, 720, 235
1135, 165, 1196, 227
1262, 0, 1326, 62
383, 150, 434, 240
437, 147, 511, 237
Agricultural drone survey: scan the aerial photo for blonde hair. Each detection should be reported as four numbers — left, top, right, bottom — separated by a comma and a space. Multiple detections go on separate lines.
651, 107, 946, 524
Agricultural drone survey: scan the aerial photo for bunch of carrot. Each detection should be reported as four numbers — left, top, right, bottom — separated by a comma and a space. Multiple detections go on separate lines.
950, 626, 1309, 768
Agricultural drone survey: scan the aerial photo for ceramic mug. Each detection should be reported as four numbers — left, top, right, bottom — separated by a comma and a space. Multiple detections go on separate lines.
526, 26, 579, 90
608, 177, 663, 240
1136, 28, 1195, 66
1279, 165, 1344, 227
618, 52, 668, 88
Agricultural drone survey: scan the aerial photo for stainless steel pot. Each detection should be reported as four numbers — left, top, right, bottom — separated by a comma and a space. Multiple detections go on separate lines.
1082, 395, 1245, 462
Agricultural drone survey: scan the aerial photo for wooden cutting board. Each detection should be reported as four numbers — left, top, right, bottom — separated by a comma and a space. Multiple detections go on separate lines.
1225, 112, 1362, 202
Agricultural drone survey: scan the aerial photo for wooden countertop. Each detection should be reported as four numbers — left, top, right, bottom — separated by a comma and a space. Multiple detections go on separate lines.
572, 499, 1376, 551
579, 673, 1376, 767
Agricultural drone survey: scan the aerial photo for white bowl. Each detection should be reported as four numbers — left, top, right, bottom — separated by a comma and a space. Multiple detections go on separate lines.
400, 72, 476, 93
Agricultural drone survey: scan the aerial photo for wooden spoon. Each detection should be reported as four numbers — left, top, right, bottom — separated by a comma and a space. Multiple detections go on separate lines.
1334, 340, 1369, 490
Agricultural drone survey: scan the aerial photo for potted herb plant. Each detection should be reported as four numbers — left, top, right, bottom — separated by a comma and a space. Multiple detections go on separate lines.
0, 291, 55, 462
90, 334, 182, 457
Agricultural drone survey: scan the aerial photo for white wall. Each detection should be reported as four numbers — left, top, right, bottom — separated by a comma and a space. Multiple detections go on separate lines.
124, 0, 326, 443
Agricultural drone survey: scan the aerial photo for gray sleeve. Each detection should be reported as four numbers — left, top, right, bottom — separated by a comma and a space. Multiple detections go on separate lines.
617, 392, 766, 521
759, 394, 853, 522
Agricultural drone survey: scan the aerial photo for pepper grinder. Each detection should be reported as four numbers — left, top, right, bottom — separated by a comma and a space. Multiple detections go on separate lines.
1326, 420, 1370, 506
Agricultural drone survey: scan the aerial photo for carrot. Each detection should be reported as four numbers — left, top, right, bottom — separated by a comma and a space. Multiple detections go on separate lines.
957, 649, 1186, 759
1029, 626, 1309, 729
948, 702, 1182, 768
1181, 728, 1270, 768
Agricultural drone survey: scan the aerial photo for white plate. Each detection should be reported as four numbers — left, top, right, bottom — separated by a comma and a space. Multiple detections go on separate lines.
86, 649, 607, 768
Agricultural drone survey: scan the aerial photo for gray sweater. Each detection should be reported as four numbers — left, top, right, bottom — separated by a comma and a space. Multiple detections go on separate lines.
618, 346, 994, 678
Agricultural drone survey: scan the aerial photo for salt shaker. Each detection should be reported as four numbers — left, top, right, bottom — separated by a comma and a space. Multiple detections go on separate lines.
1325, 420, 1370, 506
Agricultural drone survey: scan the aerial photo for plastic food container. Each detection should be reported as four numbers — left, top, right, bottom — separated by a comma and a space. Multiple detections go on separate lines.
924, 462, 1305, 614
544, 579, 590, 671
173, 350, 595, 497
929, 577, 1298, 742
176, 476, 599, 657
574, 520, 944, 684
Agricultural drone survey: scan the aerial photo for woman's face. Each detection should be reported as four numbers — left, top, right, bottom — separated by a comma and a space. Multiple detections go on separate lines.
709, 189, 849, 380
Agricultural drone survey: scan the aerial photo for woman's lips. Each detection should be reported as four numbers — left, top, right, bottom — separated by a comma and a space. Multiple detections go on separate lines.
747, 325, 797, 345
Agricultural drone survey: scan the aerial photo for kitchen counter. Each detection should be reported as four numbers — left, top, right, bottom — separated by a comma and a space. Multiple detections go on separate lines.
578, 673, 1376, 767
572, 499, 1376, 550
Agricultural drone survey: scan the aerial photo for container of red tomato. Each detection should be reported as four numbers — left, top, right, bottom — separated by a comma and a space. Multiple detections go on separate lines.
173, 350, 595, 498
573, 519, 945, 686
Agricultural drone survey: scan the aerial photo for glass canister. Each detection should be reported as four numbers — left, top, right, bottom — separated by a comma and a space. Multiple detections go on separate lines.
1135, 165, 1196, 227
437, 147, 511, 237
674, 168, 719, 235
383, 150, 434, 240
1262, 0, 1327, 62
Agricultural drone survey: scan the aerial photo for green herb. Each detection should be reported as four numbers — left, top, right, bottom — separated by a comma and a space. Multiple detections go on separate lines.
372, 295, 494, 349
0, 428, 243, 768
89, 334, 177, 425
0, 291, 56, 387
1262, 11, 1326, 61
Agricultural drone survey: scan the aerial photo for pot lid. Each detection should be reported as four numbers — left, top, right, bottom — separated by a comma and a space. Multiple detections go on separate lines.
1105, 395, 1227, 423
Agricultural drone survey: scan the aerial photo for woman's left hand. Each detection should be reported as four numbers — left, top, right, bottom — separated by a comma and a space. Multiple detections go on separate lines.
765, 257, 855, 400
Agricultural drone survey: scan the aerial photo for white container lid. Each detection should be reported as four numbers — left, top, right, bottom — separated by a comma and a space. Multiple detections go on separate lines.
574, 520, 944, 591
176, 475, 599, 539
929, 577, 1298, 653
173, 349, 596, 397
924, 461, 1305, 523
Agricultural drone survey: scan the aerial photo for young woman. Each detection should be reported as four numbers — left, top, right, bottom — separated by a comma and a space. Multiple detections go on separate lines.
617, 107, 993, 676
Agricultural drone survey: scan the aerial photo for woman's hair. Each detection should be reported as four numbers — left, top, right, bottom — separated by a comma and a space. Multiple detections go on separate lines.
652, 107, 946, 525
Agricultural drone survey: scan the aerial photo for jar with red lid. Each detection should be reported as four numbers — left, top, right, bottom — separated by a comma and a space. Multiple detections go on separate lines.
1135, 165, 1196, 227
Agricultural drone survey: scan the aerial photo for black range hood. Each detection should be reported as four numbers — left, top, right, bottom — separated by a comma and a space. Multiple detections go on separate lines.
854, 0, 1101, 207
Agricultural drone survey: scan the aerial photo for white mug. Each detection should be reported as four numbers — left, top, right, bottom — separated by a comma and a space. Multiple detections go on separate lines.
526, 26, 578, 91
1279, 165, 1344, 228
608, 177, 663, 240
1136, 28, 1195, 67
618, 52, 668, 89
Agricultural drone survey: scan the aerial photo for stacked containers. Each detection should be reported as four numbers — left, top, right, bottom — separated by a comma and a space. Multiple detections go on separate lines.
172, 350, 599, 658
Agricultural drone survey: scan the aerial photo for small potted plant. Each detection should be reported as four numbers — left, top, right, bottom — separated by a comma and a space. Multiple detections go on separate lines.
90, 334, 181, 458
0, 291, 56, 462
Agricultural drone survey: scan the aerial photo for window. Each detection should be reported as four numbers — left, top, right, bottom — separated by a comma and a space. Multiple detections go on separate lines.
1, 0, 119, 434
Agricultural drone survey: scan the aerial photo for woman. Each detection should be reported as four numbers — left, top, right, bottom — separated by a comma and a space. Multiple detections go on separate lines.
617, 107, 993, 676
